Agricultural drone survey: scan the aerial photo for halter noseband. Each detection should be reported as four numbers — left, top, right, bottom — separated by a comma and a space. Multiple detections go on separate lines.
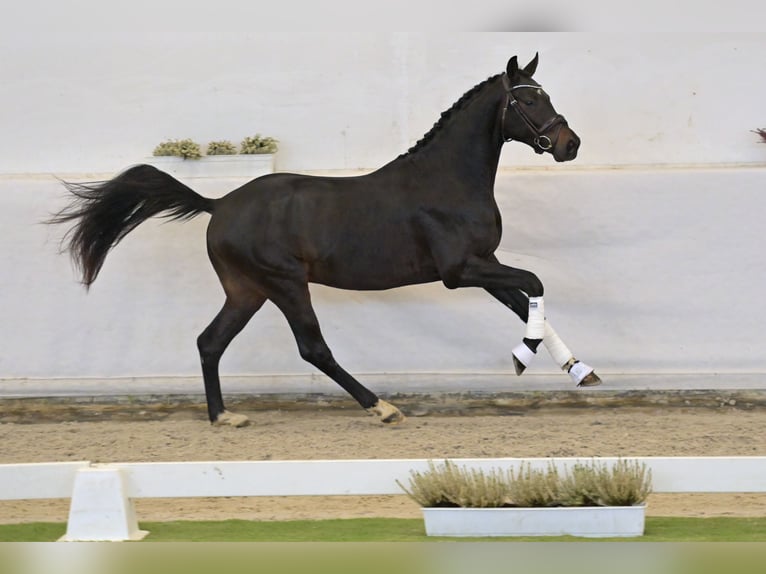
501, 73, 567, 153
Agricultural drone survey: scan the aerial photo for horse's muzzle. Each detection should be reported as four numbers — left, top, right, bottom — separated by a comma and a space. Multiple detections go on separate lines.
553, 128, 580, 162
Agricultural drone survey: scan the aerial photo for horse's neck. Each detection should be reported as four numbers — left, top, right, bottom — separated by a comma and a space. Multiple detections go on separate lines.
392, 82, 505, 190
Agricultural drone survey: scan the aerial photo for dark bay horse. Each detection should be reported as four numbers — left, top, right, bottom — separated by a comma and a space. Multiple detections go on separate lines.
50, 54, 600, 427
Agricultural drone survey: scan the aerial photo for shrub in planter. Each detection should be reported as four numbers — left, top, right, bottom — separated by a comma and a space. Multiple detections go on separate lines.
150, 136, 276, 179
240, 134, 279, 154
562, 458, 653, 507
152, 138, 202, 160
399, 458, 652, 508
399, 459, 652, 537
206, 140, 238, 156
397, 460, 510, 508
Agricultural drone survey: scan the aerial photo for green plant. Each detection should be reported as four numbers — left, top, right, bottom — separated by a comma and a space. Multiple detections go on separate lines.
507, 462, 562, 507
397, 460, 512, 508
206, 140, 238, 155
585, 458, 653, 506
152, 138, 202, 160
399, 459, 652, 508
396, 460, 463, 508
754, 128, 766, 143
240, 134, 278, 154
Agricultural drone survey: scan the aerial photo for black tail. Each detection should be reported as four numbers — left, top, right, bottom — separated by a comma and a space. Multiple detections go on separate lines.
48, 164, 215, 287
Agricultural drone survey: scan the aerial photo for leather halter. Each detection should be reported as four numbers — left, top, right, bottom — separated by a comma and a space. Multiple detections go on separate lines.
501, 73, 567, 153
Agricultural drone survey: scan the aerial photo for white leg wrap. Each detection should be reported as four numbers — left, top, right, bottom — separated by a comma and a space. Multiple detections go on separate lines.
543, 321, 574, 369
525, 296, 545, 340
568, 361, 595, 385
511, 342, 536, 367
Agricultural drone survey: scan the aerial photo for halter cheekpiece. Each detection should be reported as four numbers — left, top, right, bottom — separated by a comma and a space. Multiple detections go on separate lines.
501, 73, 567, 153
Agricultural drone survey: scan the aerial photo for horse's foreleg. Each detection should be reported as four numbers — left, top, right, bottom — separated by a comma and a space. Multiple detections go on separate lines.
542, 321, 601, 386
270, 281, 405, 424
197, 294, 265, 427
485, 284, 602, 386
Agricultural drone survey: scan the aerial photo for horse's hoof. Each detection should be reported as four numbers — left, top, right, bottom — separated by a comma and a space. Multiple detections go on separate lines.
511, 342, 535, 376
512, 355, 527, 376
367, 399, 406, 425
212, 410, 250, 428
577, 371, 603, 387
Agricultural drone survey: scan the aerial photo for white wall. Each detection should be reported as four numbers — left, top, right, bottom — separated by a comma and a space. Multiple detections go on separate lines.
1, 15, 765, 384
0, 15, 764, 173
5, 166, 766, 381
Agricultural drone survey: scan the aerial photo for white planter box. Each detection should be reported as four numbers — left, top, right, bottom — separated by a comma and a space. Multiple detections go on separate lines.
145, 154, 275, 179
422, 505, 646, 538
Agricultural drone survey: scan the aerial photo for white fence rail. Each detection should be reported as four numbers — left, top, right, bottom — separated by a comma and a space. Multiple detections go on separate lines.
0, 461, 89, 499
2, 456, 765, 541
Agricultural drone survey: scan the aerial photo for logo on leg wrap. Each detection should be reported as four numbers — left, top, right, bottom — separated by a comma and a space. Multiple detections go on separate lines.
525, 296, 545, 340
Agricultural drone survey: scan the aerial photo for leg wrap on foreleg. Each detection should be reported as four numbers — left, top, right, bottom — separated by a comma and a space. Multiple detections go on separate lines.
512, 297, 545, 374
543, 322, 597, 386
543, 322, 573, 368
525, 297, 545, 340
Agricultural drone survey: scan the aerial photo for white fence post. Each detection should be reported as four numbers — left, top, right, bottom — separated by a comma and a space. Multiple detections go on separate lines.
60, 466, 148, 542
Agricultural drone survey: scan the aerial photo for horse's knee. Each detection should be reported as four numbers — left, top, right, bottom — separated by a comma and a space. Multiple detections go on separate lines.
298, 342, 335, 369
197, 332, 222, 364
197, 329, 213, 353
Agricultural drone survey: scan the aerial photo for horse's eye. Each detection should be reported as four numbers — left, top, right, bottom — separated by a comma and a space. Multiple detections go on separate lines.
524, 100, 535, 106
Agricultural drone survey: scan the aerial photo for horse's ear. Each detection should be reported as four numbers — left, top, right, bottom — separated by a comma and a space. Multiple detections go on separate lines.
523, 52, 539, 76
506, 56, 520, 79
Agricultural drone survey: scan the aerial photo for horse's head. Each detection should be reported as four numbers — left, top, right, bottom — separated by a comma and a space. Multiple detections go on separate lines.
501, 54, 580, 162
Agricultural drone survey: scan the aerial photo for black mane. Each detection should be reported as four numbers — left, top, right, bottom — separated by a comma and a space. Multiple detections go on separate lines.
400, 73, 502, 157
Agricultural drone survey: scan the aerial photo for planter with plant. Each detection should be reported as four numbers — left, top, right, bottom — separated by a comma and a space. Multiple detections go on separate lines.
398, 459, 652, 538
152, 138, 203, 160
147, 135, 278, 179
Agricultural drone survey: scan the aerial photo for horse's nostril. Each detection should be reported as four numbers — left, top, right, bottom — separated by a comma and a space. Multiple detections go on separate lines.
565, 138, 580, 158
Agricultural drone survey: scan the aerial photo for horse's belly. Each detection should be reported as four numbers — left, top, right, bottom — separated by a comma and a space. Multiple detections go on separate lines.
307, 241, 440, 291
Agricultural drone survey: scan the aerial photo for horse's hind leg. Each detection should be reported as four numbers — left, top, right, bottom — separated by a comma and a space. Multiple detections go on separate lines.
268, 280, 405, 424
486, 287, 602, 386
197, 293, 266, 427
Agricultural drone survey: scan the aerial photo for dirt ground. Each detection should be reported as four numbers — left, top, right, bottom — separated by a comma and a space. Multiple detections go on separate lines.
2, 404, 766, 524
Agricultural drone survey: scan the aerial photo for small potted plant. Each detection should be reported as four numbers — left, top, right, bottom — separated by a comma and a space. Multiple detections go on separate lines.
225, 134, 279, 177
147, 135, 278, 179
148, 138, 204, 178
240, 134, 279, 155
152, 138, 203, 160
198, 137, 275, 179
206, 140, 238, 155
398, 458, 651, 538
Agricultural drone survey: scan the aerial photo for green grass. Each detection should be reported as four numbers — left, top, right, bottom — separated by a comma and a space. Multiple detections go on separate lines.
1, 517, 765, 542
0, 521, 66, 542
